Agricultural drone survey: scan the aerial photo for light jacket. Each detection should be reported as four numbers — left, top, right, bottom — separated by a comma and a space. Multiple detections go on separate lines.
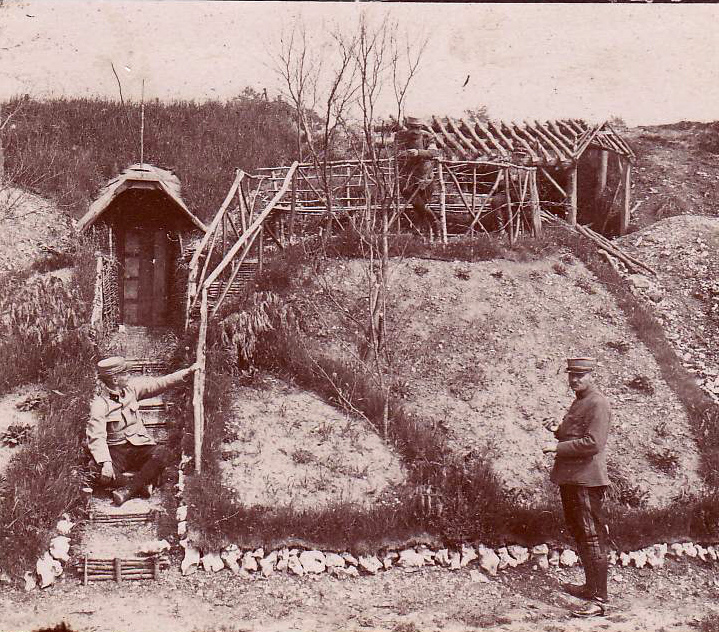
550, 383, 611, 487
87, 369, 189, 465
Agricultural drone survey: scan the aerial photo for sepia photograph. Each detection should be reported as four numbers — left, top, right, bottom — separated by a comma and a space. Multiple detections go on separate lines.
0, 1, 718, 631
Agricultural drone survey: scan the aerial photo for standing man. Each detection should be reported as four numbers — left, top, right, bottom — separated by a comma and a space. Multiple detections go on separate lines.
88, 356, 198, 506
397, 116, 440, 238
543, 357, 611, 618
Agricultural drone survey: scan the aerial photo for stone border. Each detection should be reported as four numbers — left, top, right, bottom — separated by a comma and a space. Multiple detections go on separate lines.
18, 515, 75, 591
177, 533, 719, 581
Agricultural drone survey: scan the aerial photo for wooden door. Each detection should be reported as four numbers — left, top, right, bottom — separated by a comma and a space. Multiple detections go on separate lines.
122, 228, 169, 326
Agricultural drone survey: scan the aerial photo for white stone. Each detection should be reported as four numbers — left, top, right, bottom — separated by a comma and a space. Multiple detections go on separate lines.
478, 546, 500, 576
619, 552, 631, 567
201, 552, 225, 573
276, 549, 290, 572
299, 550, 326, 574
497, 547, 518, 569
36, 552, 61, 588
381, 552, 398, 570
435, 549, 450, 567
23, 571, 36, 592
181, 543, 200, 576
706, 546, 718, 561
532, 544, 549, 556
683, 542, 698, 558
608, 550, 618, 566
221, 546, 241, 574
629, 551, 648, 569
507, 545, 529, 565
324, 552, 346, 568
138, 539, 170, 555
548, 550, 560, 566
358, 554, 383, 574
469, 569, 491, 583
416, 545, 435, 565
398, 549, 425, 568
460, 544, 478, 567
670, 542, 684, 558
329, 565, 359, 579
287, 556, 305, 576
449, 550, 461, 570
535, 555, 549, 571
241, 551, 258, 572
341, 552, 359, 566
55, 518, 75, 535
175, 505, 188, 522
696, 545, 708, 562
560, 549, 578, 567
49, 536, 70, 562
252, 547, 264, 559
177, 521, 187, 537
260, 551, 278, 577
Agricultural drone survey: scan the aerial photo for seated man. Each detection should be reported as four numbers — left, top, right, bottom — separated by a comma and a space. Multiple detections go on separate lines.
88, 356, 198, 506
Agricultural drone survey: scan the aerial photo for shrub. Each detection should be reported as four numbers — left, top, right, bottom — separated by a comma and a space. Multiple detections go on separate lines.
0, 245, 98, 576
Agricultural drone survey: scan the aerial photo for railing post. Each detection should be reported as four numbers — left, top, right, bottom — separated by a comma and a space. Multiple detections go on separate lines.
438, 160, 447, 244
193, 287, 208, 475
530, 168, 542, 237
91, 254, 104, 333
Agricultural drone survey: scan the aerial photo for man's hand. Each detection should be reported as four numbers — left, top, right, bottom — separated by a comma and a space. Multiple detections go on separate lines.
542, 417, 560, 433
100, 461, 115, 484
542, 442, 557, 454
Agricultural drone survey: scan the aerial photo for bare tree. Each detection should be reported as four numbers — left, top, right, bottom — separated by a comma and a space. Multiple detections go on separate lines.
272, 13, 427, 437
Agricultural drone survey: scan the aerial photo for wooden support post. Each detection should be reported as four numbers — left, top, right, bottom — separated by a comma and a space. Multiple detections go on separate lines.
597, 150, 608, 199
258, 226, 264, 274
471, 165, 477, 236
567, 164, 578, 226
152, 557, 160, 580
289, 170, 297, 242
621, 160, 632, 235
193, 288, 208, 475
83, 555, 88, 586
530, 169, 542, 237
504, 168, 514, 247
438, 160, 448, 244
114, 558, 122, 583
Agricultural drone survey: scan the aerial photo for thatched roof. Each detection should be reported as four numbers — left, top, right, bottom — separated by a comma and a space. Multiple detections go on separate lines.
77, 163, 206, 233
415, 117, 634, 167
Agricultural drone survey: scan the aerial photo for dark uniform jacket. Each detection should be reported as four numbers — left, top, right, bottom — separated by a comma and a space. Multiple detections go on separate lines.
87, 370, 187, 464
550, 383, 611, 487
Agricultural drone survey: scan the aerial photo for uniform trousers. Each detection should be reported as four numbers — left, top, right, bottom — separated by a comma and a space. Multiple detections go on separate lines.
560, 484, 609, 601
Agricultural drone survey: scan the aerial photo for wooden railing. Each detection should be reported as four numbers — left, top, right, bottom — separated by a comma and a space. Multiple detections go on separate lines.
189, 163, 298, 473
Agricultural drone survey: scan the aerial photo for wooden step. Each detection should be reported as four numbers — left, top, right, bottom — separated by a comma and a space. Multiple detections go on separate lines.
79, 555, 169, 584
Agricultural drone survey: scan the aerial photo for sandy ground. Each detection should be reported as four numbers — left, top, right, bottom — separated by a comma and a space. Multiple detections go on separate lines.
2, 556, 718, 632
222, 374, 405, 509
302, 255, 702, 509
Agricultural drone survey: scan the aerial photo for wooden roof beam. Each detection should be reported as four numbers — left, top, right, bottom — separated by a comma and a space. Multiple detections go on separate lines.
433, 116, 467, 157
539, 120, 575, 157
475, 119, 508, 157
447, 117, 479, 155
507, 122, 541, 164
514, 123, 556, 166
459, 118, 493, 155
488, 120, 514, 150
526, 120, 569, 164
547, 120, 576, 148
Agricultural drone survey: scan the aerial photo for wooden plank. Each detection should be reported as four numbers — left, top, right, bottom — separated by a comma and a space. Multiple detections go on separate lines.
203, 162, 298, 290
621, 161, 632, 236
567, 164, 578, 226
459, 119, 493, 155
193, 288, 208, 474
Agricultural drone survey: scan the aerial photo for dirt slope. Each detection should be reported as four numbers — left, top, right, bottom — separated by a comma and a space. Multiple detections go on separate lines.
624, 122, 719, 231
297, 253, 701, 509
0, 186, 75, 273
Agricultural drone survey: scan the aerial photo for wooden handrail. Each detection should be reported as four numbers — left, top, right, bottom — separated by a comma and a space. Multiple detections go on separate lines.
202, 162, 298, 291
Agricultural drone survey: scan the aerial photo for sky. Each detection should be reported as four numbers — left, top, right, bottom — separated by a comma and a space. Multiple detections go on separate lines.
1, 1, 719, 126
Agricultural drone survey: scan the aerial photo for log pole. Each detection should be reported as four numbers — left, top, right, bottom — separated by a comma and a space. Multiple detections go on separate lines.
567, 164, 578, 226
438, 160, 448, 244
597, 149, 608, 199
621, 161, 632, 235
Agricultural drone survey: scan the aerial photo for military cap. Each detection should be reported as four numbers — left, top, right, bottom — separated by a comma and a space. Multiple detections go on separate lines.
97, 356, 128, 376
565, 357, 596, 373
